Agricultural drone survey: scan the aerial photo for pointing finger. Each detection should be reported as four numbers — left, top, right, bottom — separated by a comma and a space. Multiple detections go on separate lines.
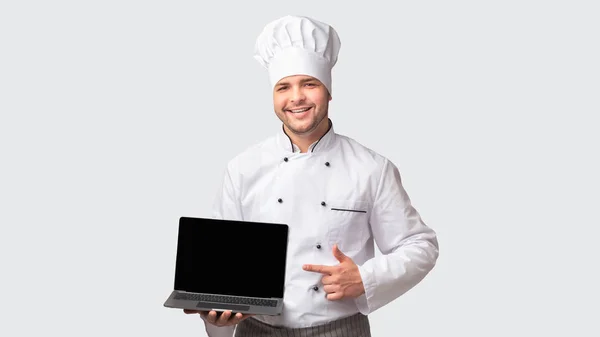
303, 264, 333, 274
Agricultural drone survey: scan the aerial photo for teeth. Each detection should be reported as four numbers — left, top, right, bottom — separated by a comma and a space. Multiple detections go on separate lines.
290, 107, 310, 113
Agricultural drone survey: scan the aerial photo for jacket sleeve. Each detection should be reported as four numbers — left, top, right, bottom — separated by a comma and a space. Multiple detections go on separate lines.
203, 163, 243, 337
354, 158, 439, 314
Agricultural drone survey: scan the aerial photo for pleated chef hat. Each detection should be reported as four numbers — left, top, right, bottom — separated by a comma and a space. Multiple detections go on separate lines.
254, 15, 341, 94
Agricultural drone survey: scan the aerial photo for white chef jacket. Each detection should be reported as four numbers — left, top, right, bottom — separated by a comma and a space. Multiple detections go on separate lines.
204, 120, 439, 337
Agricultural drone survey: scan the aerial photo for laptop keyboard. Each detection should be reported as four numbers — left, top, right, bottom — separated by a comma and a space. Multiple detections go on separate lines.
175, 293, 278, 307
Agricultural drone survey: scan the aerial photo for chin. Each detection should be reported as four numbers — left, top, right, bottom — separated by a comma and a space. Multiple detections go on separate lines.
287, 123, 316, 135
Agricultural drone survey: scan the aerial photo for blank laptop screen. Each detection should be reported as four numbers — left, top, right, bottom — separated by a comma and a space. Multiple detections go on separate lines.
174, 217, 288, 299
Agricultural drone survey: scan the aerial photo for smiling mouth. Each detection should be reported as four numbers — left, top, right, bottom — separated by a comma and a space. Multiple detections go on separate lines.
286, 107, 312, 113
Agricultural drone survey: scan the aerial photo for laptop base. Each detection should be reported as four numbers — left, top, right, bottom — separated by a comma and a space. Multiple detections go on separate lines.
163, 290, 283, 316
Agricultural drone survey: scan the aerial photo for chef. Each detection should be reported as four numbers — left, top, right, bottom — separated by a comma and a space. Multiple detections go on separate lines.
184, 15, 440, 337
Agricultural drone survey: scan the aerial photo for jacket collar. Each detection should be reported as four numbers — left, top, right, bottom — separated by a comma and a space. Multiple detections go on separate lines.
277, 118, 337, 153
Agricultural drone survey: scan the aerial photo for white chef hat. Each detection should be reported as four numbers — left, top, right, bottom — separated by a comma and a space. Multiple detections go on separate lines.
254, 15, 341, 94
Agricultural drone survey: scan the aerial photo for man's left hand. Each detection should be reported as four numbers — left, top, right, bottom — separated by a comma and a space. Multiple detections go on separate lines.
302, 244, 365, 300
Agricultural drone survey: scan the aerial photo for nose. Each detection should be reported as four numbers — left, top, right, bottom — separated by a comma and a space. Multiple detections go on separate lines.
290, 86, 306, 103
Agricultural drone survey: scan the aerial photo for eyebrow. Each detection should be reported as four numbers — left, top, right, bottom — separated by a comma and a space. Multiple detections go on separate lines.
276, 78, 318, 87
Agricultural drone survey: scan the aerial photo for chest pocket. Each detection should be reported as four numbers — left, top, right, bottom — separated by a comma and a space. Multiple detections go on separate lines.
325, 199, 370, 253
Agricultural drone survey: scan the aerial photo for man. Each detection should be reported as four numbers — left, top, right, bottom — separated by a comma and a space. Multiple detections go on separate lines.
184, 15, 439, 337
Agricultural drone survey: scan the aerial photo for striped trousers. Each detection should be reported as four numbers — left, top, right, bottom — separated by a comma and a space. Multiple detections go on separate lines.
234, 313, 371, 337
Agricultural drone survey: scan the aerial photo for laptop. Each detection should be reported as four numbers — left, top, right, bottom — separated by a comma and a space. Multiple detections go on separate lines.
163, 216, 289, 316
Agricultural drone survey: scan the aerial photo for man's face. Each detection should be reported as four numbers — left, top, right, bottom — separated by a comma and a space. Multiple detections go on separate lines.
273, 75, 332, 136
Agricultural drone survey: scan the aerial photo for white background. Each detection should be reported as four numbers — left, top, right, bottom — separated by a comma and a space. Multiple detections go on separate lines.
1, 1, 598, 336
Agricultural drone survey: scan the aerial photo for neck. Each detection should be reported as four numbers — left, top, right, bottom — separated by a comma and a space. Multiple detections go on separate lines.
284, 118, 331, 153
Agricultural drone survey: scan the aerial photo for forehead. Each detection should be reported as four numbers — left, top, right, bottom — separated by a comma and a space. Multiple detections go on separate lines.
275, 75, 321, 86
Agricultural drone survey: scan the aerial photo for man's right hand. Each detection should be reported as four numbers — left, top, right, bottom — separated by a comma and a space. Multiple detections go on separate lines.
183, 309, 254, 326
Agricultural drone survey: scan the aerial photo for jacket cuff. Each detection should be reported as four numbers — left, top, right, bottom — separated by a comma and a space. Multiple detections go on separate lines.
354, 262, 375, 315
